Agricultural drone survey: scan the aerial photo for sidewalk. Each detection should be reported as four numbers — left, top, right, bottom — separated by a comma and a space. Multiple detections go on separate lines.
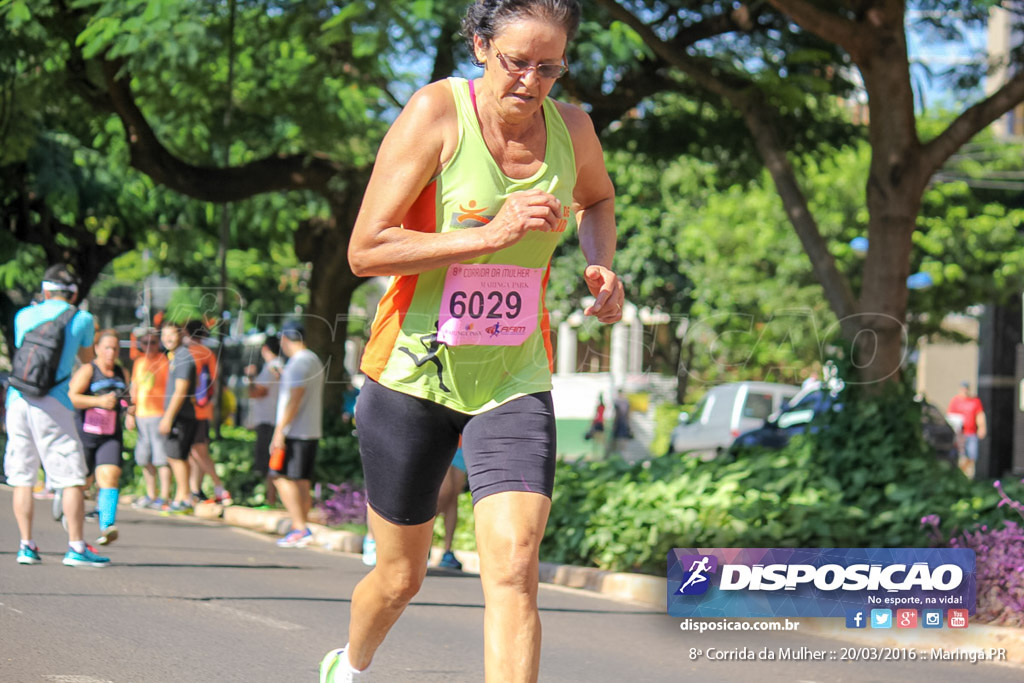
187, 500, 1024, 667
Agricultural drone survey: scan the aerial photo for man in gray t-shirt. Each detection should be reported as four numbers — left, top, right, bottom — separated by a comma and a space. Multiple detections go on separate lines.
246, 334, 283, 504
158, 320, 196, 512
271, 320, 325, 548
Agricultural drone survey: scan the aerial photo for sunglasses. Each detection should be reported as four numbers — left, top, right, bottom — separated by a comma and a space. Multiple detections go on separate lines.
492, 44, 568, 80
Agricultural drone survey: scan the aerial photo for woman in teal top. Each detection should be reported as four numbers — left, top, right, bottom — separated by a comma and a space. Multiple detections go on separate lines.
324, 2, 623, 681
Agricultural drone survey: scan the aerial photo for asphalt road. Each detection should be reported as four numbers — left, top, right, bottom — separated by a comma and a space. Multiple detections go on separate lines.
1, 487, 1021, 682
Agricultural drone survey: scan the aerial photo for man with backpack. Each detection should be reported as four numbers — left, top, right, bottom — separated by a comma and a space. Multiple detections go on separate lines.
5, 264, 111, 567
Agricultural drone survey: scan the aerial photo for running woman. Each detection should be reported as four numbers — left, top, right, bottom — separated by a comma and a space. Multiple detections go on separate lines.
319, 2, 622, 681
69, 329, 131, 546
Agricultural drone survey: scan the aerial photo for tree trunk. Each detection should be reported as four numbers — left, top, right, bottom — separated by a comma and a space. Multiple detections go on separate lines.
676, 340, 695, 404
305, 254, 361, 409
294, 190, 366, 408
853, 34, 927, 387
855, 211, 916, 385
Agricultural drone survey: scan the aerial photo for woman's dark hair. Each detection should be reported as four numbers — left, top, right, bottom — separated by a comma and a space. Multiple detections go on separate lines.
263, 334, 281, 357
462, 0, 581, 63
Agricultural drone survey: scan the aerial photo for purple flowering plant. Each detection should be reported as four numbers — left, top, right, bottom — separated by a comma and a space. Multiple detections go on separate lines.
315, 482, 368, 527
921, 478, 1024, 627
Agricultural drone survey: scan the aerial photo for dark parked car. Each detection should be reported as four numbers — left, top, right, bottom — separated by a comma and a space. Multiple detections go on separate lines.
730, 389, 958, 463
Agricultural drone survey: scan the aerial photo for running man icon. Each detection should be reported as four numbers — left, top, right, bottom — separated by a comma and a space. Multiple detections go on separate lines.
676, 554, 718, 595
679, 557, 711, 592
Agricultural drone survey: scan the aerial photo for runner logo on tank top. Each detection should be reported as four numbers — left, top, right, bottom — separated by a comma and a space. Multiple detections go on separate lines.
450, 200, 570, 233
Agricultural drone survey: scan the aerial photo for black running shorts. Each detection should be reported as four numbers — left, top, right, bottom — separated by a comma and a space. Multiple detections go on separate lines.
253, 423, 274, 476
84, 438, 123, 477
272, 438, 318, 481
166, 418, 197, 461
355, 377, 556, 526
192, 419, 211, 446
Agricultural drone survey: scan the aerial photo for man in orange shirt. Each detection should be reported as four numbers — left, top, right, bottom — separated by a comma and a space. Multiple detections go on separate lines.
184, 321, 231, 505
127, 327, 171, 509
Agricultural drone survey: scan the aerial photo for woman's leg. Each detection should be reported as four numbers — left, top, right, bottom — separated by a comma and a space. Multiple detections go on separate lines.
346, 506, 435, 671
344, 378, 463, 670
473, 491, 551, 683
141, 463, 157, 500
94, 464, 121, 489
95, 461, 122, 544
436, 466, 466, 553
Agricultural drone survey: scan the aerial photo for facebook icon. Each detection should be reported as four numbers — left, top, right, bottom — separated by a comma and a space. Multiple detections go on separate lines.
845, 609, 867, 629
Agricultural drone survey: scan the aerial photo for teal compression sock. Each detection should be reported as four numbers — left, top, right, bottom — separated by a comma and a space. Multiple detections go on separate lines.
98, 487, 119, 529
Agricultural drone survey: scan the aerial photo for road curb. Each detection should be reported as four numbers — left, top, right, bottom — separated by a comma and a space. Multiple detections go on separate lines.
183, 502, 1024, 665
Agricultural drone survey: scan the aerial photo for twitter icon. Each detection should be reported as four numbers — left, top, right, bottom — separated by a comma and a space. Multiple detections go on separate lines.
870, 609, 893, 629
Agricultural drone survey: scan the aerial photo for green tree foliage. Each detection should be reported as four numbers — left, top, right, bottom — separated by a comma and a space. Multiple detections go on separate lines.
5, 0, 1024, 401
549, 130, 1024, 404
572, 0, 1024, 385
0, 0, 452, 398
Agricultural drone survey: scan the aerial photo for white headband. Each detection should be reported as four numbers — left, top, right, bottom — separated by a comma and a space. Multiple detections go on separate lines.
42, 280, 78, 294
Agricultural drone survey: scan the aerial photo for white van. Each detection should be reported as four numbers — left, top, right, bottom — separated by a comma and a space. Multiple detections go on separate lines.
669, 381, 800, 459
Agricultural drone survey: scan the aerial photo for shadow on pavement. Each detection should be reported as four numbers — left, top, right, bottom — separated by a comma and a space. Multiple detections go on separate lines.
0, 590, 656, 615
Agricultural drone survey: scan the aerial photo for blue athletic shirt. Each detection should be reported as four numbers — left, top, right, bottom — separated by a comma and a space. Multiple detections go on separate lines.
6, 300, 95, 410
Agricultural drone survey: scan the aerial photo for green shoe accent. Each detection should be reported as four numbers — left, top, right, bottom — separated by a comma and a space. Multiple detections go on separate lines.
319, 648, 345, 683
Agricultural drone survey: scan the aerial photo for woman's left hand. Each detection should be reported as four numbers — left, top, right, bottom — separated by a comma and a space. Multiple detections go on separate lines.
582, 265, 625, 324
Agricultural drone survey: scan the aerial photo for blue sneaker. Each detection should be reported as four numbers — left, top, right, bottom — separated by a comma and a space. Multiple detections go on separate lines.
438, 550, 462, 571
17, 546, 42, 565
63, 545, 110, 568
277, 527, 314, 548
132, 495, 153, 509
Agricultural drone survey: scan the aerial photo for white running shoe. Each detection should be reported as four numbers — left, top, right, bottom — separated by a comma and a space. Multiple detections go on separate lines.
320, 648, 370, 682
96, 525, 119, 546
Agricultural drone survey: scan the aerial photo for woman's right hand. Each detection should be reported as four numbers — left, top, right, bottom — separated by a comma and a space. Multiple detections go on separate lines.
485, 190, 562, 250
98, 393, 118, 410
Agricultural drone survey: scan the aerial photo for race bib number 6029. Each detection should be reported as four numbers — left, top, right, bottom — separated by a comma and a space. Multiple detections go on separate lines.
437, 263, 544, 346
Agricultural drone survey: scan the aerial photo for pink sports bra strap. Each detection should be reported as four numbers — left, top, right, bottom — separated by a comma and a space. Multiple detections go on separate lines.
468, 78, 479, 118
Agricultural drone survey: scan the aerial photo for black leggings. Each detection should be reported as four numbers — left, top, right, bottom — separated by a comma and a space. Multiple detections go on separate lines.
84, 438, 122, 478
355, 378, 556, 525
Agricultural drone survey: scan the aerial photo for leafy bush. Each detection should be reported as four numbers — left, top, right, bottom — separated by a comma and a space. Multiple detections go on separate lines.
432, 490, 477, 552
314, 417, 363, 486
650, 402, 683, 457
540, 380, 1024, 583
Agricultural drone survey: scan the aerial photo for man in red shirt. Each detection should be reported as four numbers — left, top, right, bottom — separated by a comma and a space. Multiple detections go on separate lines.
947, 381, 987, 477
